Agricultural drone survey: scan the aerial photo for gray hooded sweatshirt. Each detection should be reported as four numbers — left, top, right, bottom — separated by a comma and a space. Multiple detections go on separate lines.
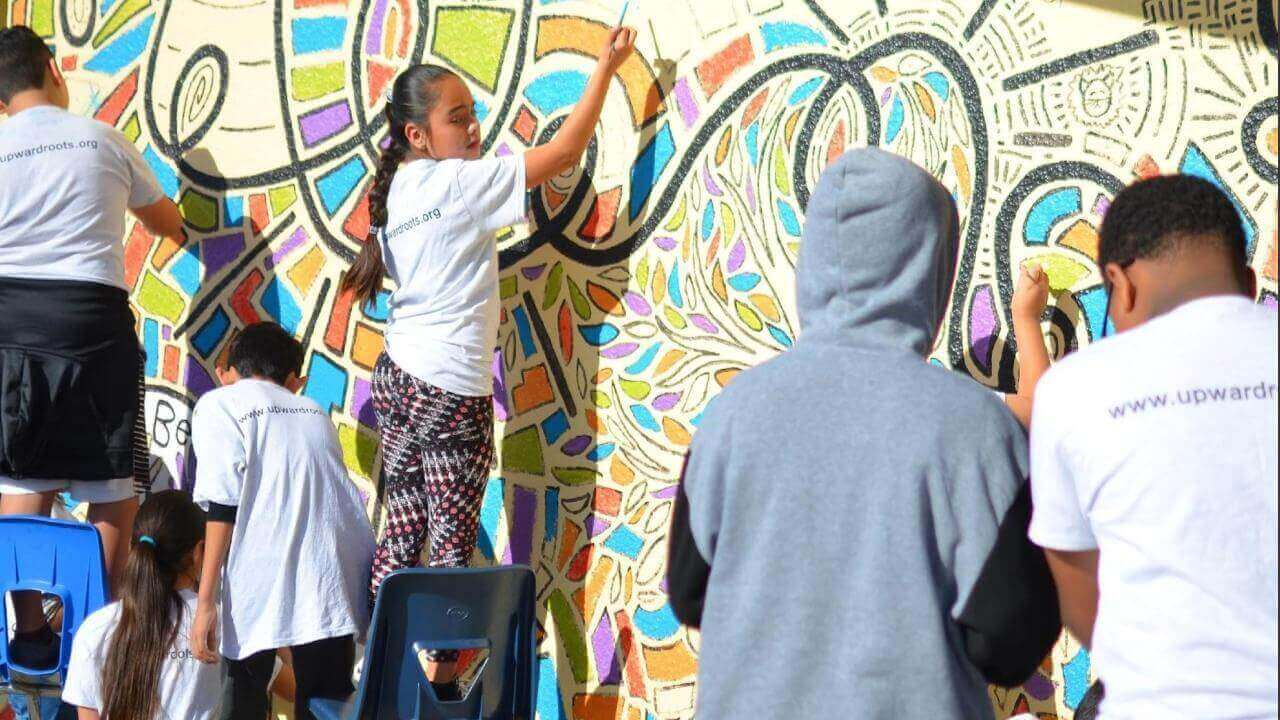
667, 149, 1059, 719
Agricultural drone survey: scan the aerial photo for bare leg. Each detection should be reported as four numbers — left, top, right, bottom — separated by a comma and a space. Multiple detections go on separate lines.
88, 496, 140, 598
0, 491, 57, 632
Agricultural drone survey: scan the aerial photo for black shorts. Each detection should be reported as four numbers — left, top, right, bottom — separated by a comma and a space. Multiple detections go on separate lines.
0, 276, 144, 482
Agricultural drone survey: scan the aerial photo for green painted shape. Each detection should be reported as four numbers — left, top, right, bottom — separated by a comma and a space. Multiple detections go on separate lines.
567, 278, 591, 320
501, 425, 545, 475
269, 184, 298, 215
92, 0, 148, 48
551, 467, 599, 486
620, 379, 651, 401
291, 63, 345, 102
138, 271, 186, 322
547, 589, 588, 684
431, 7, 513, 93
179, 189, 218, 232
542, 262, 563, 310
499, 275, 517, 300
31, 0, 53, 36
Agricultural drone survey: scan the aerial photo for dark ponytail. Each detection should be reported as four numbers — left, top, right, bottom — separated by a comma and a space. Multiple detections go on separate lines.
99, 491, 206, 720
342, 63, 460, 308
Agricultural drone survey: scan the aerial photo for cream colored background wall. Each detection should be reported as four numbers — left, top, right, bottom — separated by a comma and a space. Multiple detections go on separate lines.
3, 0, 1276, 718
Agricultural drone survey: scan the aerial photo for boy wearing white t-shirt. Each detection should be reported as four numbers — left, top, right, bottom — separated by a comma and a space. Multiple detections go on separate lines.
188, 323, 375, 720
1029, 175, 1278, 719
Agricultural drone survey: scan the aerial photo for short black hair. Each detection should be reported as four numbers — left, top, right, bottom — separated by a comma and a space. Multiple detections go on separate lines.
226, 322, 303, 384
0, 26, 53, 104
1099, 174, 1250, 289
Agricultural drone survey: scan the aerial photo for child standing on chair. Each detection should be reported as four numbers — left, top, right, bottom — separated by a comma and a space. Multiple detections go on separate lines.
186, 323, 375, 720
341, 24, 635, 697
62, 490, 223, 720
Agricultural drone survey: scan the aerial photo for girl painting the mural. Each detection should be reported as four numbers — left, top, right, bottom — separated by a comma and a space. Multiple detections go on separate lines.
341, 21, 636, 699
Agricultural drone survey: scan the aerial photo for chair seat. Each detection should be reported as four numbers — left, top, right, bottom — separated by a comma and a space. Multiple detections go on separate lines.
309, 695, 356, 720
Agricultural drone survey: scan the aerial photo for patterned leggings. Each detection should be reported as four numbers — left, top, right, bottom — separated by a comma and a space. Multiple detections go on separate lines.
369, 353, 494, 613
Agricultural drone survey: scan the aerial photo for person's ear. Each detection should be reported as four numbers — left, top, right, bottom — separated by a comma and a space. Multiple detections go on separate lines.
0, 100, 8, 116
285, 373, 306, 393
215, 365, 240, 386
1245, 266, 1258, 299
47, 59, 65, 88
405, 122, 432, 157
1103, 262, 1136, 328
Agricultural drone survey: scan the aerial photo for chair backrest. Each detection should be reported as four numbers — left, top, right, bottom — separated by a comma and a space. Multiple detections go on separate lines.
0, 516, 109, 682
353, 566, 536, 720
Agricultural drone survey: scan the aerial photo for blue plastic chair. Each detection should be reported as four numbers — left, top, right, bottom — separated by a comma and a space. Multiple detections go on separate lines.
0, 516, 109, 719
311, 566, 537, 720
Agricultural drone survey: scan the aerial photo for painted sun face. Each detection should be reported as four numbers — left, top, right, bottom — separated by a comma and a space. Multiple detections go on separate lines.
1077, 65, 1122, 119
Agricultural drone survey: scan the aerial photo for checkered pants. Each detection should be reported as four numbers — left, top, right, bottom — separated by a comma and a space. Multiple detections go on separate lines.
368, 353, 494, 612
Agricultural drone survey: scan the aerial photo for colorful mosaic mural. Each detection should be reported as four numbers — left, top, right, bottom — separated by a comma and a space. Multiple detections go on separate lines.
3, 0, 1276, 718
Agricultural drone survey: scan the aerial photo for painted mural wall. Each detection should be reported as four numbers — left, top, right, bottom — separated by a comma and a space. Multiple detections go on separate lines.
2, 0, 1276, 718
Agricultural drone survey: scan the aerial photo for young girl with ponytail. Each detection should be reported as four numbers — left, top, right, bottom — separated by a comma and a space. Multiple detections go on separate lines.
62, 490, 222, 719
342, 22, 635, 697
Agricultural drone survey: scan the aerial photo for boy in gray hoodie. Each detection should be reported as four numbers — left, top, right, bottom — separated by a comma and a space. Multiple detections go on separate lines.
667, 149, 1060, 719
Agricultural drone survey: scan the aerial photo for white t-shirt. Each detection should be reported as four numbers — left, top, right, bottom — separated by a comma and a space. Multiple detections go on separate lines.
62, 588, 224, 719
0, 105, 166, 289
191, 379, 376, 660
381, 155, 527, 397
1029, 296, 1279, 719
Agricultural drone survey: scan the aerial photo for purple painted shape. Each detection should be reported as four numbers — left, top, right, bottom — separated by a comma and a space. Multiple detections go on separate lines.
300, 101, 354, 148
492, 349, 509, 422
652, 236, 677, 250
1024, 671, 1054, 700
270, 228, 308, 267
746, 175, 756, 211
364, 0, 389, 55
496, 143, 513, 157
652, 392, 680, 411
185, 358, 215, 398
880, 87, 892, 106
727, 240, 746, 273
562, 435, 591, 456
585, 514, 611, 539
1262, 294, 1278, 311
623, 292, 652, 316
511, 485, 536, 565
521, 264, 546, 280
353, 378, 377, 428
203, 233, 246, 276
968, 284, 998, 373
702, 164, 723, 197
673, 78, 699, 129
600, 342, 639, 359
690, 314, 719, 334
592, 613, 621, 685
1093, 194, 1111, 217
650, 486, 678, 500
162, 325, 172, 340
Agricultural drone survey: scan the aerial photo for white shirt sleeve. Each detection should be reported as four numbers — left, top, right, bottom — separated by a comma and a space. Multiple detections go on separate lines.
104, 128, 166, 208
455, 156, 527, 234
1028, 370, 1098, 551
60, 612, 106, 711
191, 395, 248, 509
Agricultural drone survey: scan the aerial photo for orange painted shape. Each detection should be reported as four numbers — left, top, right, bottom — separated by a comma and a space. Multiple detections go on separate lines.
1058, 219, 1100, 260
162, 345, 180, 382
610, 455, 636, 486
367, 60, 396, 108
641, 641, 697, 682
249, 194, 269, 234
151, 233, 187, 270
558, 520, 582, 570
571, 693, 620, 720
344, 188, 372, 242
325, 285, 356, 354
740, 88, 770, 128
95, 69, 138, 126
614, 610, 647, 698
1134, 154, 1161, 179
534, 16, 665, 127
583, 555, 614, 623
60, 55, 77, 71
578, 187, 622, 241
696, 35, 755, 97
351, 323, 385, 371
1264, 230, 1277, 282
123, 223, 154, 290
558, 302, 573, 361
593, 487, 622, 516
512, 365, 555, 414
586, 281, 624, 315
